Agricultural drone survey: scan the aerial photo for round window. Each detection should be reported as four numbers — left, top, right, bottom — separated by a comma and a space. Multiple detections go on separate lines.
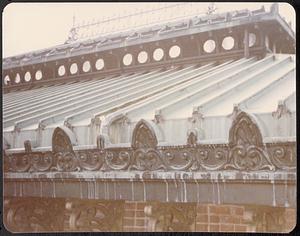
123, 53, 133, 66
58, 65, 66, 76
138, 51, 148, 64
25, 71, 32, 82
15, 73, 21, 83
82, 61, 91, 72
153, 48, 164, 61
95, 58, 105, 70
169, 45, 181, 58
70, 63, 78, 74
203, 39, 216, 53
35, 70, 43, 80
222, 36, 235, 50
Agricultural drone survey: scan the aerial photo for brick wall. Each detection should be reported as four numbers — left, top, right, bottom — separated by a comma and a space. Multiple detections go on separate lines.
122, 201, 296, 233
195, 204, 253, 232
123, 202, 148, 232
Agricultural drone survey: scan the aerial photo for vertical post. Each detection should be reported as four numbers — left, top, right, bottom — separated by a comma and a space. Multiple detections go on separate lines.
244, 28, 249, 58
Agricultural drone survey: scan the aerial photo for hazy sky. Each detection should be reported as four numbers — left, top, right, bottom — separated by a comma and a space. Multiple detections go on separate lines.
2, 2, 295, 58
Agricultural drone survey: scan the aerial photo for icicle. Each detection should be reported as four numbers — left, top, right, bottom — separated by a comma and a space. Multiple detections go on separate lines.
174, 179, 178, 202
80, 180, 83, 199
284, 173, 290, 207
195, 179, 200, 203
211, 178, 215, 204
272, 179, 276, 206
143, 180, 146, 202
54, 180, 56, 198
131, 179, 134, 201
217, 180, 221, 204
114, 180, 117, 200
183, 180, 187, 203
40, 181, 42, 198
165, 180, 169, 202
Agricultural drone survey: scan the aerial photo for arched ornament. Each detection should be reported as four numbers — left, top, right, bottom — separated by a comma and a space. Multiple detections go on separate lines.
229, 111, 263, 147
52, 126, 77, 153
131, 119, 158, 149
52, 126, 78, 171
227, 111, 274, 171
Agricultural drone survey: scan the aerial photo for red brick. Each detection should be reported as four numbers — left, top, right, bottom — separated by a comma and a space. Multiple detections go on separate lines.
196, 223, 208, 231
234, 224, 247, 232
135, 219, 146, 227
135, 212, 145, 218
136, 203, 147, 210
231, 206, 244, 216
209, 224, 220, 232
220, 224, 234, 232
210, 215, 220, 223
196, 214, 208, 223
197, 205, 208, 214
123, 218, 135, 226
124, 210, 135, 217
219, 215, 240, 224
124, 202, 136, 210
209, 206, 230, 215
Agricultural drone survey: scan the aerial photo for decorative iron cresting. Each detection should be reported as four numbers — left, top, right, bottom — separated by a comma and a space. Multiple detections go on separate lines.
4, 142, 295, 173
225, 111, 275, 171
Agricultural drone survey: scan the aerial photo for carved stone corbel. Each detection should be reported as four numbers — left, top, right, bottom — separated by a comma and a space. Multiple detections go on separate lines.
65, 199, 124, 232
144, 202, 196, 232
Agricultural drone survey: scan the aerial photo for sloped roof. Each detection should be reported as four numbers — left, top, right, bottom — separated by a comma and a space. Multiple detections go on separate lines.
2, 4, 295, 70
3, 53, 295, 151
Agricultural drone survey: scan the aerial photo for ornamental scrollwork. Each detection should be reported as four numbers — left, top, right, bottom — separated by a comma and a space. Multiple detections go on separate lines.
105, 150, 131, 170
31, 153, 53, 172
162, 149, 194, 171
131, 148, 165, 171
66, 199, 124, 232
226, 111, 274, 171
3, 197, 65, 232
77, 151, 105, 171
144, 202, 197, 232
196, 146, 229, 171
266, 143, 296, 170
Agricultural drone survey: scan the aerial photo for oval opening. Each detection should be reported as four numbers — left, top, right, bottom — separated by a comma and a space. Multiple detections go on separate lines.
15, 73, 21, 83
138, 51, 148, 64
123, 53, 133, 66
82, 61, 91, 72
58, 65, 66, 76
169, 45, 181, 58
35, 70, 43, 80
95, 58, 105, 70
222, 36, 235, 50
25, 71, 32, 82
203, 39, 216, 53
153, 48, 164, 61
70, 63, 78, 75
4, 75, 10, 85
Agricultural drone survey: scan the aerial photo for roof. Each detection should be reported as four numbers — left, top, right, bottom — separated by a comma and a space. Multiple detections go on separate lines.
3, 53, 295, 151
2, 5, 295, 70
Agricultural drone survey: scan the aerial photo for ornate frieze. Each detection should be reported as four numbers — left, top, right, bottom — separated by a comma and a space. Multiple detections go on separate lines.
144, 202, 197, 231
4, 141, 295, 173
3, 197, 65, 232
66, 199, 124, 231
